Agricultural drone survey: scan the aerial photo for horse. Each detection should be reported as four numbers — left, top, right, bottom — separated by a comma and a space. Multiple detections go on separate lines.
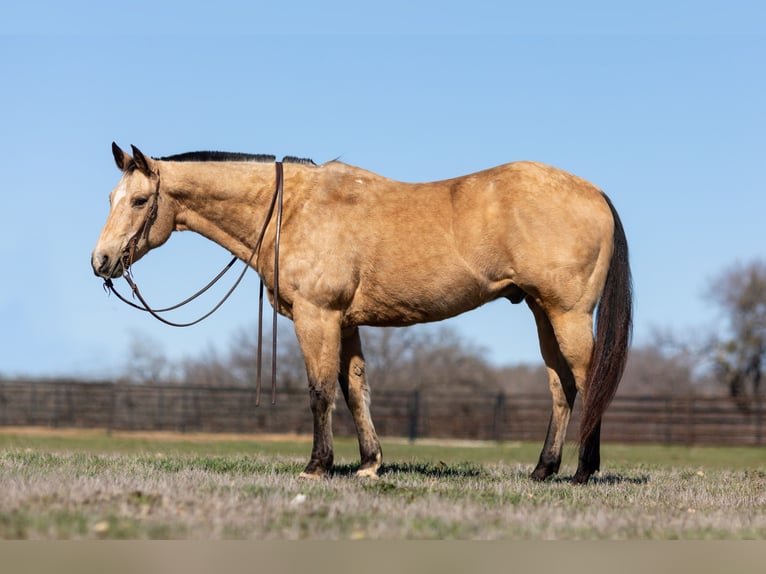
92, 143, 632, 484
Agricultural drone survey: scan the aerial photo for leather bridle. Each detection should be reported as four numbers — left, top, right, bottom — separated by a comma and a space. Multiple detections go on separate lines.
121, 173, 161, 275
104, 161, 285, 405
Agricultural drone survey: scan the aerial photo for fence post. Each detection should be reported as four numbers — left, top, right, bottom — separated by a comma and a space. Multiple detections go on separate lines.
664, 397, 672, 444
687, 395, 696, 445
492, 392, 506, 441
108, 383, 116, 435
53, 384, 61, 428
180, 388, 188, 433
408, 389, 420, 442
31, 385, 38, 426
157, 387, 165, 431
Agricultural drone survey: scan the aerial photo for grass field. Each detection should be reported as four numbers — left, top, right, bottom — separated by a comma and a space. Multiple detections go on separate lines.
1, 428, 765, 539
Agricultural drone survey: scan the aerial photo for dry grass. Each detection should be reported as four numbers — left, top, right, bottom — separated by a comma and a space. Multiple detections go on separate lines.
1, 430, 766, 539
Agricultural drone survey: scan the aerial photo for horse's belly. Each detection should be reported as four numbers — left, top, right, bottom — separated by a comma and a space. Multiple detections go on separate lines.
343, 273, 506, 327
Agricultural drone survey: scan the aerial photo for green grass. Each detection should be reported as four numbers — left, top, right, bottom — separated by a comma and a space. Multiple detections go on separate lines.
1, 429, 765, 539
2, 430, 763, 469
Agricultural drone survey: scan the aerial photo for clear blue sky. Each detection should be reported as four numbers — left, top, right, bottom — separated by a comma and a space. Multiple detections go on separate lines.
1, 2, 764, 378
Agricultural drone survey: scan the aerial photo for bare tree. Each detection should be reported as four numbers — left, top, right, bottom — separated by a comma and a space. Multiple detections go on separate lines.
619, 343, 694, 396
179, 344, 239, 387
226, 323, 308, 390
124, 321, 704, 400
497, 338, 699, 398
705, 259, 766, 405
362, 325, 501, 392
121, 331, 178, 384
496, 363, 549, 395
360, 326, 423, 388
179, 324, 307, 390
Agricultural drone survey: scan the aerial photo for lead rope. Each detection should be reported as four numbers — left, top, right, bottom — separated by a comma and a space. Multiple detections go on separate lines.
256, 161, 283, 406
105, 161, 285, 405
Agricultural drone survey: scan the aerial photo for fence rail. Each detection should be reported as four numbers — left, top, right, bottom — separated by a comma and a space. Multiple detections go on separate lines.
0, 380, 764, 446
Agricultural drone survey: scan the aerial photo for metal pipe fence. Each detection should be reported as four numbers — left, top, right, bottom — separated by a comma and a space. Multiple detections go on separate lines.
0, 380, 763, 446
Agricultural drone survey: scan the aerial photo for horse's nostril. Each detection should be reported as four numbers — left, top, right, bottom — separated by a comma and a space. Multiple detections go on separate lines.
93, 253, 111, 275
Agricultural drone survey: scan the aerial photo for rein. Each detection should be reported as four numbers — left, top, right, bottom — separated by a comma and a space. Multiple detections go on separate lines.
104, 162, 285, 405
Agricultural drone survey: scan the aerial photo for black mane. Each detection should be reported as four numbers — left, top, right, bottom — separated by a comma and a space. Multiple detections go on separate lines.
157, 151, 316, 166
157, 151, 276, 163
283, 156, 317, 166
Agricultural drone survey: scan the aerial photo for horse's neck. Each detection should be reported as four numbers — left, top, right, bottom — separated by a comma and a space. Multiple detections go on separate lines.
161, 161, 280, 259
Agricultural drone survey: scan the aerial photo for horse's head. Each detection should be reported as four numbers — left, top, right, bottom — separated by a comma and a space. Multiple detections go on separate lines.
91, 143, 175, 278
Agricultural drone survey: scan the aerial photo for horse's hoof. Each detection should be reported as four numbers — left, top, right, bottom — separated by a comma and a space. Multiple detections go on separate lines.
529, 465, 553, 482
298, 471, 324, 481
355, 467, 380, 479
571, 470, 593, 485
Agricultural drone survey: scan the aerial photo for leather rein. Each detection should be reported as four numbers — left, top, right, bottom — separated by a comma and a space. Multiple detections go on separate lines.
103, 162, 285, 405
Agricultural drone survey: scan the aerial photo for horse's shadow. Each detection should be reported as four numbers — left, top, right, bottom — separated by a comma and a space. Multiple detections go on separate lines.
529, 471, 650, 486
331, 461, 486, 479
332, 462, 650, 484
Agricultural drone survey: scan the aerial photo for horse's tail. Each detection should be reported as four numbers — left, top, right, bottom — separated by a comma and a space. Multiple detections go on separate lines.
579, 193, 633, 445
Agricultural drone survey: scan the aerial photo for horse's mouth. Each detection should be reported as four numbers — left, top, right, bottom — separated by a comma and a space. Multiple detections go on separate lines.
93, 264, 123, 280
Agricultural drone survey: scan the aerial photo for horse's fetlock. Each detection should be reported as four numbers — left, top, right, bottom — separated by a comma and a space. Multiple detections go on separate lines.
302, 453, 333, 478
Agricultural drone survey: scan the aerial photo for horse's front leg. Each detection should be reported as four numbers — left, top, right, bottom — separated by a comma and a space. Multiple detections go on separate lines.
292, 300, 342, 479
339, 326, 382, 478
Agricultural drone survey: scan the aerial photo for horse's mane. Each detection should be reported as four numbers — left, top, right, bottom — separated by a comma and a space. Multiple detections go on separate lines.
282, 156, 318, 166
157, 151, 316, 166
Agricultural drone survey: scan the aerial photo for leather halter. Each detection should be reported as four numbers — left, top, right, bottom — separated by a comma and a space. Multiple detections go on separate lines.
104, 162, 285, 405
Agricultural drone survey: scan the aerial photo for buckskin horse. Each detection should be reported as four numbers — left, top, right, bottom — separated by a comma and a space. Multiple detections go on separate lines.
92, 143, 632, 484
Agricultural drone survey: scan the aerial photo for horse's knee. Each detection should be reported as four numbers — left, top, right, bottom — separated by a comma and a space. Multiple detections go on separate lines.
309, 383, 335, 412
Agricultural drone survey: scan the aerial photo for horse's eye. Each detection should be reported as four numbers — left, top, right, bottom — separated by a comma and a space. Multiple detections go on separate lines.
132, 197, 149, 208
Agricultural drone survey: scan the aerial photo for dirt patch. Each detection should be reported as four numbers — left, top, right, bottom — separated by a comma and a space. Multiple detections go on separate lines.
0, 426, 509, 448
0, 426, 313, 444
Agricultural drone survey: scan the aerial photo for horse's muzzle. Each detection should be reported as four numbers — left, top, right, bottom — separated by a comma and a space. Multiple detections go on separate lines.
91, 251, 123, 279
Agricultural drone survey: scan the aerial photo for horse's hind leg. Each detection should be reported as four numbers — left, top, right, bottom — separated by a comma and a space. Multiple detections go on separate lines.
573, 420, 601, 484
338, 327, 382, 478
292, 301, 343, 479
528, 298, 578, 481
547, 309, 599, 483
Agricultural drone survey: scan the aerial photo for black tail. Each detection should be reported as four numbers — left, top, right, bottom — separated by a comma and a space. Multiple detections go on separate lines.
579, 193, 633, 445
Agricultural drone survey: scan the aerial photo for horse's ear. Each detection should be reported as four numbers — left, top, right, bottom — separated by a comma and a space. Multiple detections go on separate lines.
130, 145, 156, 177
112, 142, 131, 172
